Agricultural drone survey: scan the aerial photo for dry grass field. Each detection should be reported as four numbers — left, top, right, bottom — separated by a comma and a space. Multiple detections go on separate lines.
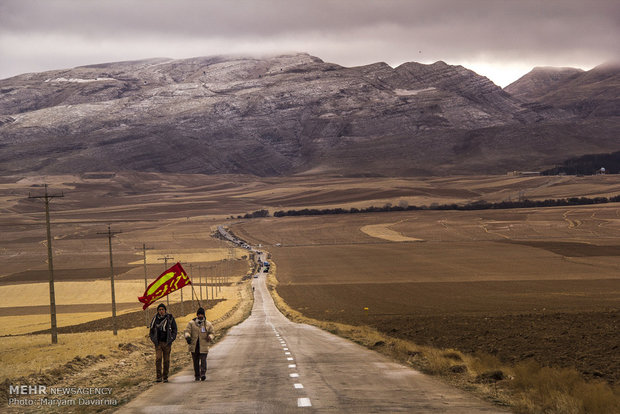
0, 173, 252, 337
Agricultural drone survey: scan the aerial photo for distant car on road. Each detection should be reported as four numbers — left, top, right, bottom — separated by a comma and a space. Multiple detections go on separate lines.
263, 268, 268, 273
253, 274, 259, 278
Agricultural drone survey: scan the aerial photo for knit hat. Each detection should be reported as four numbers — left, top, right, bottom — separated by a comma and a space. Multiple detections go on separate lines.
197, 307, 205, 316
157, 303, 167, 311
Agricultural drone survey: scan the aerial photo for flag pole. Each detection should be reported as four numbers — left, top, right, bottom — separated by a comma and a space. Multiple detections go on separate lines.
189, 283, 202, 310
184, 270, 202, 311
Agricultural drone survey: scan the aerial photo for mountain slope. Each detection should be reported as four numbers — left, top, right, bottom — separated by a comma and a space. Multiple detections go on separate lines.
0, 54, 617, 176
504, 67, 584, 101
506, 63, 620, 117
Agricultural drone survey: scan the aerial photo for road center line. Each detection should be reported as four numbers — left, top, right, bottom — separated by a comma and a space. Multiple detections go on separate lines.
290, 373, 299, 378
297, 397, 312, 407
288, 364, 296, 368
294, 383, 304, 389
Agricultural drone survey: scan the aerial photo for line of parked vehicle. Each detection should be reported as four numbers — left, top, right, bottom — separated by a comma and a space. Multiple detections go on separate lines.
217, 225, 270, 279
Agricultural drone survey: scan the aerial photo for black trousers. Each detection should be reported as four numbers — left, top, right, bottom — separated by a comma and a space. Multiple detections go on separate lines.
192, 352, 208, 378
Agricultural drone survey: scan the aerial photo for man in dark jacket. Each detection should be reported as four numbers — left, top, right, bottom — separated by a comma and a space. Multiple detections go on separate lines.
149, 303, 178, 382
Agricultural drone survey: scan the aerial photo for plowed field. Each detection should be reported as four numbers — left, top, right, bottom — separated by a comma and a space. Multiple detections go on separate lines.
233, 205, 620, 384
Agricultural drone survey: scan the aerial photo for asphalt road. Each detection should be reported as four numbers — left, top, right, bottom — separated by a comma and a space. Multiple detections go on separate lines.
118, 268, 508, 413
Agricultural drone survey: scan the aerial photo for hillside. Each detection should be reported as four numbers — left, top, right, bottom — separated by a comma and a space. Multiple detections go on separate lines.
0, 54, 618, 176
506, 62, 620, 118
504, 66, 583, 102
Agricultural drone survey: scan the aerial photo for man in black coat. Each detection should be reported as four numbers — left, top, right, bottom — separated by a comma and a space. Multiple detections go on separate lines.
149, 303, 178, 382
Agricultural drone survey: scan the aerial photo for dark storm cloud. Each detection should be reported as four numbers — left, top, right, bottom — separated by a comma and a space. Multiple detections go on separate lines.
1, 0, 618, 85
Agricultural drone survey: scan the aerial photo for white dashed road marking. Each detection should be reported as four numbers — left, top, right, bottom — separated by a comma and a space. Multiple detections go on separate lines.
290, 373, 299, 378
294, 383, 304, 389
297, 397, 312, 407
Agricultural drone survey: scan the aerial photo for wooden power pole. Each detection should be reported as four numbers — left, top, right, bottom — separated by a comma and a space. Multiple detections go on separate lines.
98, 225, 122, 335
138, 243, 154, 327
29, 184, 64, 344
157, 255, 174, 307
189, 263, 195, 308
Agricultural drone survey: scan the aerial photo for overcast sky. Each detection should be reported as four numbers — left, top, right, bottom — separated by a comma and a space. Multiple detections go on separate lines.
1, 0, 618, 87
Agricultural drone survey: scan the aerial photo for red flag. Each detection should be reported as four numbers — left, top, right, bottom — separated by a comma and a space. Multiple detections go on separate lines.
138, 262, 191, 310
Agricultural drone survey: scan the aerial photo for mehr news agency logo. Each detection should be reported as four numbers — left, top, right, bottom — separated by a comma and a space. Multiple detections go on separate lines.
8, 384, 117, 407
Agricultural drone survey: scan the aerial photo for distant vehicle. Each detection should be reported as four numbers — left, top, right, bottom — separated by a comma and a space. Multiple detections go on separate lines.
263, 268, 268, 273
253, 274, 259, 278
263, 261, 269, 266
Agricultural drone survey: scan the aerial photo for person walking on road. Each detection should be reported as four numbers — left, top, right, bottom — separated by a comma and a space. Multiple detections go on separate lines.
149, 303, 178, 383
184, 307, 215, 381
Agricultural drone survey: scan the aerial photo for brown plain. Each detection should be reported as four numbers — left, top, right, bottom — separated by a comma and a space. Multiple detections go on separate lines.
233, 205, 620, 384
1, 172, 619, 384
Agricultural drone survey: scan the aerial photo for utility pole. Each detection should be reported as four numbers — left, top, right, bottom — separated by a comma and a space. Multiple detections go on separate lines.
215, 263, 219, 298
197, 265, 202, 302
228, 247, 233, 284
189, 263, 195, 308
138, 244, 154, 327
211, 271, 214, 299
219, 260, 223, 294
157, 255, 174, 307
98, 225, 122, 335
29, 184, 64, 344
205, 266, 209, 302
178, 262, 184, 316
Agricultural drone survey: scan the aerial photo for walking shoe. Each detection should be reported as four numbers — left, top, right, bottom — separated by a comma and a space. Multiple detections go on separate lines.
201, 376, 206, 381
155, 378, 162, 383
163, 378, 168, 383
195, 377, 200, 381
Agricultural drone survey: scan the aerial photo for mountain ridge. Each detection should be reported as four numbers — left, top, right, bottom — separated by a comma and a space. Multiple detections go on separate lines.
0, 53, 617, 176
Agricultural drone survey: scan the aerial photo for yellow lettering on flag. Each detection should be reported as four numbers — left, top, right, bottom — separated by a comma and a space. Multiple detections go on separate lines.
147, 272, 175, 296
